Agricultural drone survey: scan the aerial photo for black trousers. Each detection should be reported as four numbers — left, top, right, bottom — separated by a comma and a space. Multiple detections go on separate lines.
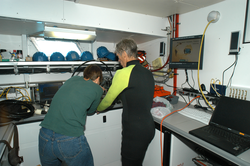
122, 156, 143, 166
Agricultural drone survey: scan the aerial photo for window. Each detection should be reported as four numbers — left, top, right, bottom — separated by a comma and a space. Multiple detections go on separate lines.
31, 38, 81, 57
244, 0, 250, 43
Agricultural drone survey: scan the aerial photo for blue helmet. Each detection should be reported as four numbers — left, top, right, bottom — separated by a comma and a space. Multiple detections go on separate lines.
81, 51, 94, 61
50, 52, 65, 61
66, 51, 80, 61
32, 52, 48, 61
97, 46, 109, 58
105, 52, 117, 61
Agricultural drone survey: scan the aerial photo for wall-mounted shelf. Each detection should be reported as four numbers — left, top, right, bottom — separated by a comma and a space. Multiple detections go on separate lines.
0, 61, 121, 75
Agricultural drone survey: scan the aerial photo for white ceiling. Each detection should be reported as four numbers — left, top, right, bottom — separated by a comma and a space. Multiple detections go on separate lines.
69, 0, 224, 18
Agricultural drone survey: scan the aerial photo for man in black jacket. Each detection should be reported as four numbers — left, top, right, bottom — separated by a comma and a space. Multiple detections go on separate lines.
97, 38, 155, 166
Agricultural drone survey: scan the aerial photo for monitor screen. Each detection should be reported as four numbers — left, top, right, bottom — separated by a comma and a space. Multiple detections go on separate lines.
169, 35, 204, 70
229, 31, 240, 54
38, 82, 63, 103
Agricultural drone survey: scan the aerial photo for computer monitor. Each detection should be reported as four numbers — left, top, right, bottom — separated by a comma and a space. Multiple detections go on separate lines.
169, 34, 204, 70
38, 82, 63, 103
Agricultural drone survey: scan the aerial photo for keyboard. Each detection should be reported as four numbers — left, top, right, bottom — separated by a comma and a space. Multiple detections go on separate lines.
178, 107, 212, 125
203, 126, 250, 145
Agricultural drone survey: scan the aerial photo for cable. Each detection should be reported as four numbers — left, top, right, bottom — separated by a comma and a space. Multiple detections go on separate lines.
197, 20, 215, 111
222, 54, 237, 86
0, 87, 32, 101
178, 92, 188, 105
181, 69, 195, 90
150, 56, 170, 72
191, 70, 195, 88
210, 78, 221, 97
226, 54, 238, 88
71, 60, 113, 79
160, 95, 200, 166
0, 100, 34, 123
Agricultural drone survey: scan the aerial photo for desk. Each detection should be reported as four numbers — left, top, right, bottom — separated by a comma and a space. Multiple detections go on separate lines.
154, 102, 250, 166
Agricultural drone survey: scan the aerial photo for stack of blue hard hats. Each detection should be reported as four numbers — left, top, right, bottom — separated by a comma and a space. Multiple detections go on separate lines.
50, 52, 65, 61
66, 51, 80, 61
81, 51, 94, 61
32, 52, 48, 61
97, 46, 109, 58
105, 52, 117, 61
97, 46, 117, 61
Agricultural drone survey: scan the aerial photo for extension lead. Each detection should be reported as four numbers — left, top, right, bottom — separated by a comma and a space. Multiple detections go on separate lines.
159, 96, 200, 166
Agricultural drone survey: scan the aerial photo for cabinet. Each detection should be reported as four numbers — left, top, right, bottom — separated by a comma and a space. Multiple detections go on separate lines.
17, 122, 41, 166
16, 108, 162, 166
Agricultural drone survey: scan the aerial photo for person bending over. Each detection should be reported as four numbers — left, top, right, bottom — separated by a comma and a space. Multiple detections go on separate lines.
39, 64, 103, 166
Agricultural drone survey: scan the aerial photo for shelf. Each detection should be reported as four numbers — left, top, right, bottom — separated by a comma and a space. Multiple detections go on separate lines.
0, 61, 121, 75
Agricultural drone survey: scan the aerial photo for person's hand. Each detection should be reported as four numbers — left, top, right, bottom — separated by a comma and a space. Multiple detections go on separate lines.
100, 85, 107, 92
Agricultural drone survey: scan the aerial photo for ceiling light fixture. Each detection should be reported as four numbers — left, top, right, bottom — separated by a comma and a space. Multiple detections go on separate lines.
207, 11, 220, 23
44, 27, 96, 42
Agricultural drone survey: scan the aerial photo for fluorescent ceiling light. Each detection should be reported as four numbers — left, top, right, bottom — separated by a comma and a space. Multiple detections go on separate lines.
44, 27, 96, 42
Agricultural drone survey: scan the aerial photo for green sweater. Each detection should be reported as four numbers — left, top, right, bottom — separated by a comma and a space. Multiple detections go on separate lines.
40, 76, 103, 137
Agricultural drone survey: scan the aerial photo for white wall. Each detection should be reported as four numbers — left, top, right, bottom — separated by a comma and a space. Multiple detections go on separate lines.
0, 0, 167, 37
170, 0, 250, 93
0, 34, 37, 57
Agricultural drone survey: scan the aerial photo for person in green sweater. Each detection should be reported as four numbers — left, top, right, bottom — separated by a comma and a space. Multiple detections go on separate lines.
39, 64, 103, 166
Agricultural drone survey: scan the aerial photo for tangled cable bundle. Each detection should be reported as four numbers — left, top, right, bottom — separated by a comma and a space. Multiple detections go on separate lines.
0, 100, 34, 123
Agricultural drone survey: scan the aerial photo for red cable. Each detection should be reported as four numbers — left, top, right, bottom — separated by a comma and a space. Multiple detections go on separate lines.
160, 95, 200, 166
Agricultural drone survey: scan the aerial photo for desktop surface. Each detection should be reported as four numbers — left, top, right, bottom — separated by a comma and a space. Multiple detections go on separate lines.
153, 101, 250, 165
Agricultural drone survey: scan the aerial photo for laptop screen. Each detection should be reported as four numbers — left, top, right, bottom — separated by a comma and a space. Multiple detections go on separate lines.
210, 96, 250, 137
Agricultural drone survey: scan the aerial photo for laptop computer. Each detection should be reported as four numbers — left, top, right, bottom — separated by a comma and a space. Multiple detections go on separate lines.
189, 96, 250, 156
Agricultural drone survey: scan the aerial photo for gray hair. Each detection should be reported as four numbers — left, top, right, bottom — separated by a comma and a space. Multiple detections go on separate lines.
115, 39, 138, 58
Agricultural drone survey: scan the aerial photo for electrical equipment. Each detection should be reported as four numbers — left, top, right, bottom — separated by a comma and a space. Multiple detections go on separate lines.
229, 31, 241, 55
160, 42, 165, 56
178, 88, 219, 104
38, 82, 63, 104
226, 86, 250, 101
169, 35, 204, 69
210, 84, 226, 96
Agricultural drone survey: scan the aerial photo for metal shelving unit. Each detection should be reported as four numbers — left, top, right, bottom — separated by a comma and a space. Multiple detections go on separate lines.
0, 61, 120, 75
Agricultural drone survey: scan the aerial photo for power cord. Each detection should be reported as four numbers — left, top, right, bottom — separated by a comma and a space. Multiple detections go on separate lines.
71, 60, 113, 79
0, 100, 34, 123
160, 96, 200, 166
197, 20, 215, 110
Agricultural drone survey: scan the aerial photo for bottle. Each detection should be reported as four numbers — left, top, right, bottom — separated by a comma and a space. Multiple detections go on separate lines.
12, 50, 17, 59
16, 50, 23, 59
35, 88, 40, 102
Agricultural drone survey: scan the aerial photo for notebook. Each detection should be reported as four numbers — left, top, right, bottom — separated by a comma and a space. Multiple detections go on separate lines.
189, 96, 250, 156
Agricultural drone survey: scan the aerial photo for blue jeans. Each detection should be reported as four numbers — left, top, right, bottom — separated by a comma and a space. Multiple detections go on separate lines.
39, 127, 94, 166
